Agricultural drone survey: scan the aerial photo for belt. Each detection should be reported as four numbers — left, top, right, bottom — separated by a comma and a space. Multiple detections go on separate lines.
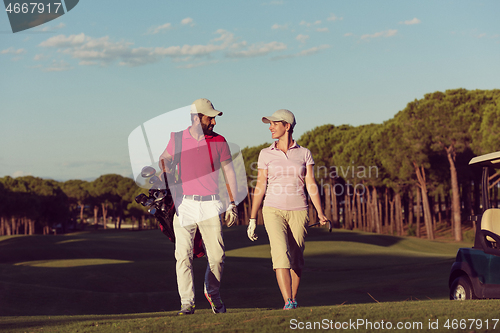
183, 194, 220, 201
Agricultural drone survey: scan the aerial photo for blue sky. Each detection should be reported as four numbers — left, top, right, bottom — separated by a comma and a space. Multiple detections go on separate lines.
1, 0, 499, 181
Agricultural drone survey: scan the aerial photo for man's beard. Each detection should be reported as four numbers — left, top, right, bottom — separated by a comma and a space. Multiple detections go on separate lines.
201, 123, 214, 135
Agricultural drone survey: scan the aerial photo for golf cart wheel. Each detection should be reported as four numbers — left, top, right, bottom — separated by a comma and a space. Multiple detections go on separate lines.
450, 276, 475, 300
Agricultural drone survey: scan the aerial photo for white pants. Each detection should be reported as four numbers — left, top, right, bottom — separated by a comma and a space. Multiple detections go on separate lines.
173, 198, 225, 306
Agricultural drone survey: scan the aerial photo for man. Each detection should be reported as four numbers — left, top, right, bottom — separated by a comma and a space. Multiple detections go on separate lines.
159, 98, 238, 315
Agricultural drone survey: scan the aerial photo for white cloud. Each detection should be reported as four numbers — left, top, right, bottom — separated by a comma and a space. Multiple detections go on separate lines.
212, 29, 236, 44
344, 32, 353, 37
38, 30, 288, 67
272, 44, 330, 60
361, 29, 397, 40
147, 23, 172, 35
12, 171, 32, 178
229, 41, 248, 49
1, 47, 26, 55
327, 14, 343, 21
153, 44, 226, 57
43, 60, 72, 72
38, 22, 66, 32
226, 41, 287, 58
33, 53, 47, 61
171, 56, 193, 63
29, 57, 73, 71
145, 30, 236, 61
296, 34, 310, 43
40, 33, 162, 66
181, 17, 194, 26
177, 60, 220, 69
39, 33, 88, 47
272, 23, 288, 30
40, 33, 155, 66
300, 20, 321, 27
399, 18, 421, 25
316, 27, 329, 33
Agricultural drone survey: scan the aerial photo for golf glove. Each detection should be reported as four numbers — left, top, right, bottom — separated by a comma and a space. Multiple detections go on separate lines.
247, 218, 258, 241
225, 202, 238, 227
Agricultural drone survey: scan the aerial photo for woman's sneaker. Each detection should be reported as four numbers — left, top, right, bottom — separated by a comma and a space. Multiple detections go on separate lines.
205, 293, 226, 314
283, 298, 295, 310
291, 299, 298, 309
177, 304, 195, 315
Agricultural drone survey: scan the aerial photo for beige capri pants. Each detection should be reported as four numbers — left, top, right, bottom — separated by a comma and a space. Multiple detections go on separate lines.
262, 206, 309, 271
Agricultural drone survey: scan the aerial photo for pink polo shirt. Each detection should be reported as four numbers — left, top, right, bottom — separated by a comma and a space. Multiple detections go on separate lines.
257, 141, 314, 211
164, 128, 231, 196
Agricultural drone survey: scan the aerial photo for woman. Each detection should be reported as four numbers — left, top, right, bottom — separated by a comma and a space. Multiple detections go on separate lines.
247, 109, 328, 310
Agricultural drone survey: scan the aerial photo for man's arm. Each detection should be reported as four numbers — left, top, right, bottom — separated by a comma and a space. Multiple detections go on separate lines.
221, 158, 239, 227
221, 159, 237, 203
159, 149, 174, 174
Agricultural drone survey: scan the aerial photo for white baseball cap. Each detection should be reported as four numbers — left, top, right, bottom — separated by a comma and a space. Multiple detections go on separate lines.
262, 109, 296, 128
190, 98, 222, 117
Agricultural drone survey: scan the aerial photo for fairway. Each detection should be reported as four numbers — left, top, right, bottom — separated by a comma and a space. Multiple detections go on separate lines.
4, 226, 494, 333
0, 226, 470, 318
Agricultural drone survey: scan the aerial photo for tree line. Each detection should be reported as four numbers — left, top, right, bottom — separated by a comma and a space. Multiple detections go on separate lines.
240, 88, 500, 241
0, 174, 152, 236
2, 88, 499, 240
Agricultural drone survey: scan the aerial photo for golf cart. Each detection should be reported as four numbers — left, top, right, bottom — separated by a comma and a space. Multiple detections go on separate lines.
449, 151, 500, 300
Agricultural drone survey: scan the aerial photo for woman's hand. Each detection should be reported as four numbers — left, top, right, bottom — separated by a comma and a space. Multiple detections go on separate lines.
247, 218, 258, 241
317, 213, 329, 225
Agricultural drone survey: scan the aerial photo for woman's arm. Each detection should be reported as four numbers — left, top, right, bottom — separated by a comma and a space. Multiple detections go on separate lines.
305, 164, 328, 225
250, 168, 268, 219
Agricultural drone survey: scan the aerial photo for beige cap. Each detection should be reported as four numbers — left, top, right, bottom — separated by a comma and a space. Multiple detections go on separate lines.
262, 109, 296, 128
190, 98, 222, 117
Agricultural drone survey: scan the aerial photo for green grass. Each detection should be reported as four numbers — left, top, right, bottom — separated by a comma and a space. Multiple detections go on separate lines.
1, 226, 495, 332
2, 301, 500, 332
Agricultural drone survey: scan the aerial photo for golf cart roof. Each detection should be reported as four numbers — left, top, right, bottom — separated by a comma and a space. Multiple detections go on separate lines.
469, 151, 500, 167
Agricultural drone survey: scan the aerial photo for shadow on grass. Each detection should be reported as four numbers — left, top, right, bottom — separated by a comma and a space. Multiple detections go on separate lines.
0, 313, 163, 332
0, 227, 459, 316
223, 225, 404, 249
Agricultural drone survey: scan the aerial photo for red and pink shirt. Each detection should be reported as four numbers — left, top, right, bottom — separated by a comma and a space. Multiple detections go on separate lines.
163, 128, 231, 196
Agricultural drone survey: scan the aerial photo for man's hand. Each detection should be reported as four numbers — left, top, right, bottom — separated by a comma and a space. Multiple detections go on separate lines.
225, 202, 238, 227
159, 158, 173, 175
247, 218, 258, 241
